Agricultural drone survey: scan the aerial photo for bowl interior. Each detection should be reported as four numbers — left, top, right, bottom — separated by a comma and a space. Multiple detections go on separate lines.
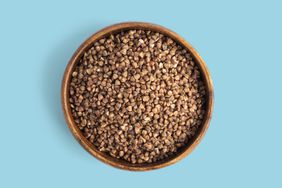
62, 22, 213, 171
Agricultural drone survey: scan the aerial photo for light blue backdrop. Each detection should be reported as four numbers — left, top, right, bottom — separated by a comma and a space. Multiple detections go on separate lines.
0, 0, 281, 187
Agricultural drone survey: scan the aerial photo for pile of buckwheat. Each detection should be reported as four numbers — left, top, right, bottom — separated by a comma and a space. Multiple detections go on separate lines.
69, 29, 206, 164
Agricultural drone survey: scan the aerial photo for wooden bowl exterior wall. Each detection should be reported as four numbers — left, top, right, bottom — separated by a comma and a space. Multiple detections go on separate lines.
61, 22, 214, 171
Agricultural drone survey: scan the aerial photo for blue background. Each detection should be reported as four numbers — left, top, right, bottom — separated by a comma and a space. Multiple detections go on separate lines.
0, 0, 281, 187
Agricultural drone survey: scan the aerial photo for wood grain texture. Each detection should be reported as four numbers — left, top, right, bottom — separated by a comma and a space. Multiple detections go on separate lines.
61, 22, 214, 171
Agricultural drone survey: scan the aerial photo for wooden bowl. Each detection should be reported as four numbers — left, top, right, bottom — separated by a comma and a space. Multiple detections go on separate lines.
61, 22, 214, 171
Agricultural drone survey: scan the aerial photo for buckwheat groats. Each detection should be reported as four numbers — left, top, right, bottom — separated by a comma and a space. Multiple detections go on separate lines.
69, 29, 206, 164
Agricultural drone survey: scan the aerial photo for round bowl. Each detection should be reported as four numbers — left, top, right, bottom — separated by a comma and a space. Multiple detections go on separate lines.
61, 22, 214, 171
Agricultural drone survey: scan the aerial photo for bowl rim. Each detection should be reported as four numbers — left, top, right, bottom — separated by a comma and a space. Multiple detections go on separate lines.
61, 22, 214, 171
